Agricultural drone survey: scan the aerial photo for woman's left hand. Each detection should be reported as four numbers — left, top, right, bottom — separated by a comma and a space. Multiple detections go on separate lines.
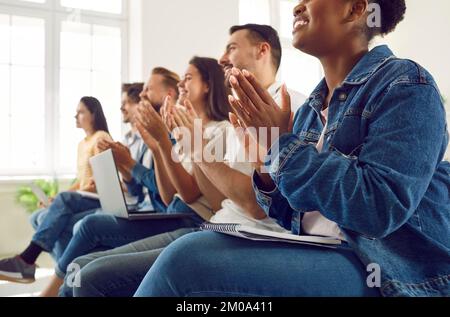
228, 67, 293, 153
171, 100, 204, 159
84, 178, 97, 193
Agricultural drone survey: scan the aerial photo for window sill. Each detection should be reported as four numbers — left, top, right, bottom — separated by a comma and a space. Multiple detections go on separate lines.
0, 176, 75, 194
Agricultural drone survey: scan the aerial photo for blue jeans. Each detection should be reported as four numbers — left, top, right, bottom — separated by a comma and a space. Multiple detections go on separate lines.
31, 192, 100, 255
55, 212, 202, 279
30, 208, 95, 261
59, 228, 198, 297
134, 231, 381, 297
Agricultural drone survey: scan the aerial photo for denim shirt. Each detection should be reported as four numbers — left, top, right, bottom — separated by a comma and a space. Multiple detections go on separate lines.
130, 160, 167, 213
125, 143, 149, 204
253, 45, 450, 297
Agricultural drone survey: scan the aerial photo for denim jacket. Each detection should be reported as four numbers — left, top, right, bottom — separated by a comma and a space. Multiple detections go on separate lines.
126, 144, 149, 204
129, 160, 167, 213
253, 45, 450, 297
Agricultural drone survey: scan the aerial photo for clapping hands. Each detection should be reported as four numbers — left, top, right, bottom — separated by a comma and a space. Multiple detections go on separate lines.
228, 67, 293, 154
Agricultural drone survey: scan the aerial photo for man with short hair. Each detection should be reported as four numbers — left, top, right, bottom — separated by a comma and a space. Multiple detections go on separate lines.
194, 24, 307, 221
220, 24, 305, 111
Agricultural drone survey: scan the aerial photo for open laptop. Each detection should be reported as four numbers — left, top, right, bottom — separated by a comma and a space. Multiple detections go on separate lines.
89, 149, 191, 221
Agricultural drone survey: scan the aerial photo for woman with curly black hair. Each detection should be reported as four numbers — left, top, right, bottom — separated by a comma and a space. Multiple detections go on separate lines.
134, 0, 449, 297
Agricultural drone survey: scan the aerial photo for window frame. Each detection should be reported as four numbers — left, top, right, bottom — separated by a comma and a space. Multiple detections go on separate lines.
0, 0, 128, 179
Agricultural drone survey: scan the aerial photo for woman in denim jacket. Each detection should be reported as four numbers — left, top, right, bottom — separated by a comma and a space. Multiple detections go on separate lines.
134, 0, 450, 297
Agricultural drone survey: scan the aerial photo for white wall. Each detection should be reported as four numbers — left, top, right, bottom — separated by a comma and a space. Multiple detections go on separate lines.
378, 0, 450, 159
0, 182, 36, 256
127, 0, 144, 81
128, 0, 450, 99
0, 180, 70, 264
129, 0, 240, 80
379, 0, 450, 100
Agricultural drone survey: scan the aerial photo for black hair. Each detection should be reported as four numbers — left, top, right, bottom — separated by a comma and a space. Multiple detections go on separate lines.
367, 0, 406, 39
79, 96, 110, 134
122, 82, 144, 104
189, 56, 231, 122
229, 24, 282, 72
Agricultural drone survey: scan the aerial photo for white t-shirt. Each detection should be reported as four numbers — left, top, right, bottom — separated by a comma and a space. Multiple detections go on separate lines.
210, 128, 288, 233
209, 83, 306, 233
268, 81, 307, 113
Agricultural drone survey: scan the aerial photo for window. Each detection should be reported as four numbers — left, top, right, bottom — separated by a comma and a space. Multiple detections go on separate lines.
239, 0, 324, 97
60, 0, 122, 15
0, 0, 127, 177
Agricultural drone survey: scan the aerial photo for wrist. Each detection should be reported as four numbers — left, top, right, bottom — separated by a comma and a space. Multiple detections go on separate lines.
122, 158, 137, 173
157, 135, 172, 149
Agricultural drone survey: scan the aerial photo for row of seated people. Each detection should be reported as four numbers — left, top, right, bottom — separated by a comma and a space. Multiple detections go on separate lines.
1, 0, 449, 297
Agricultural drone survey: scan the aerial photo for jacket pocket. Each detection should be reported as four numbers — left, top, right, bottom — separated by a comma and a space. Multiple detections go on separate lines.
329, 110, 369, 157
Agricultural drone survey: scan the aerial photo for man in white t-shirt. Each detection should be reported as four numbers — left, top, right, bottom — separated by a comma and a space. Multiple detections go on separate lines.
194, 24, 306, 228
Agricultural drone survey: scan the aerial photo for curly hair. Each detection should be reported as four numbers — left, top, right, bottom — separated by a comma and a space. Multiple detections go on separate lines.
367, 0, 406, 39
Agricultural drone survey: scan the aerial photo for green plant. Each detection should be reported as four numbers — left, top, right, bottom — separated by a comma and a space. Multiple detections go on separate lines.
15, 180, 59, 213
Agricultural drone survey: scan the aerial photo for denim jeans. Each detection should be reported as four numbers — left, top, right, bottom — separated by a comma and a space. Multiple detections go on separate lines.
59, 227, 198, 297
134, 231, 381, 297
30, 208, 96, 261
31, 192, 100, 255
54, 210, 202, 279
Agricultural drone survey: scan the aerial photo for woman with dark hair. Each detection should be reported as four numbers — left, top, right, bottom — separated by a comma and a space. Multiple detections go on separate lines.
186, 56, 230, 122
73, 96, 111, 192
135, 56, 231, 214
0, 96, 112, 292
134, 0, 450, 297
79, 96, 110, 135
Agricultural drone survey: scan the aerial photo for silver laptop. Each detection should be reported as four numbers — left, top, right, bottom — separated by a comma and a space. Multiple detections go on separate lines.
89, 149, 191, 221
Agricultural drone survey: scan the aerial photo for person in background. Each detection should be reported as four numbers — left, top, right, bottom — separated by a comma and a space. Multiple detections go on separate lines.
119, 82, 149, 206
0, 97, 112, 286
29, 84, 148, 263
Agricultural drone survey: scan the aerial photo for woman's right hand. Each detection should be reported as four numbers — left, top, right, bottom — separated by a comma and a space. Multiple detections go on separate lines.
160, 95, 177, 132
38, 197, 54, 209
97, 138, 113, 153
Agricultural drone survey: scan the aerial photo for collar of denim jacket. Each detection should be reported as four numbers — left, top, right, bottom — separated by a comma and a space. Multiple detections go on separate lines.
306, 80, 328, 115
342, 44, 397, 85
305, 45, 398, 114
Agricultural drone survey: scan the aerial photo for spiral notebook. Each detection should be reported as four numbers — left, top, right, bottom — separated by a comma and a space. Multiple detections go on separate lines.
200, 223, 342, 248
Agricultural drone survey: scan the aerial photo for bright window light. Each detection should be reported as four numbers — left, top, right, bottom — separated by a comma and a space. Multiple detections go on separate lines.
60, 0, 122, 15
58, 21, 122, 173
0, 1, 125, 177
